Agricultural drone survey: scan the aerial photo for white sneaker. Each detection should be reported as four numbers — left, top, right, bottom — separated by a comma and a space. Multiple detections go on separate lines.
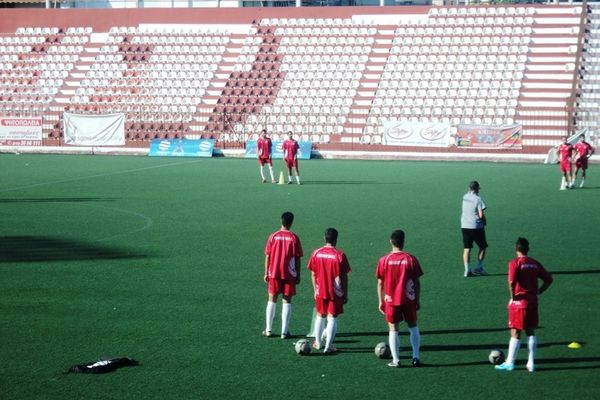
527, 363, 535, 372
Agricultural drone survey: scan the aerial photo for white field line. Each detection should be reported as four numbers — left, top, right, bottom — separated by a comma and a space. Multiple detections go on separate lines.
0, 159, 203, 194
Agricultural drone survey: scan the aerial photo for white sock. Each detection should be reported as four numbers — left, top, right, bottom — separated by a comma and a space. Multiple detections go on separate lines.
325, 316, 337, 351
314, 316, 325, 349
409, 326, 420, 360
268, 166, 275, 181
265, 301, 276, 332
506, 337, 520, 365
260, 167, 265, 181
580, 178, 585, 187
561, 177, 566, 189
295, 175, 300, 184
288, 174, 292, 182
464, 262, 470, 276
527, 336, 537, 367
389, 331, 400, 363
281, 303, 291, 335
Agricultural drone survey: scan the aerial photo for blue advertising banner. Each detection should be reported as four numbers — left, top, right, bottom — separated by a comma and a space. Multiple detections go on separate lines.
149, 139, 215, 157
245, 140, 312, 159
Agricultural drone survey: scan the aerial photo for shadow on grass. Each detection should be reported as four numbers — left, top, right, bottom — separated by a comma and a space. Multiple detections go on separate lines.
337, 327, 507, 338
551, 269, 600, 275
302, 181, 402, 185
0, 197, 118, 203
0, 236, 148, 262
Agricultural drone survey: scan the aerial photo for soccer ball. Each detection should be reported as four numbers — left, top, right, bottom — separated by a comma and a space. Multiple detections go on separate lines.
488, 349, 505, 365
374, 342, 391, 359
295, 339, 312, 355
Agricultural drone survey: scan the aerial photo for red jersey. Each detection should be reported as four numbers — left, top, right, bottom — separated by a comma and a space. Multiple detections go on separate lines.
376, 251, 423, 306
265, 229, 303, 281
574, 141, 593, 160
257, 137, 272, 159
282, 139, 299, 161
558, 143, 573, 164
307, 245, 351, 301
508, 256, 553, 307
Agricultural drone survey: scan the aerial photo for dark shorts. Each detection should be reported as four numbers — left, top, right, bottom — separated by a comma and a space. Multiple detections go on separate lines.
462, 228, 488, 249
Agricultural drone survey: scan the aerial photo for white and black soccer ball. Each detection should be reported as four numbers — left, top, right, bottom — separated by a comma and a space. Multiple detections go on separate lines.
374, 342, 391, 359
295, 339, 312, 356
488, 349, 505, 365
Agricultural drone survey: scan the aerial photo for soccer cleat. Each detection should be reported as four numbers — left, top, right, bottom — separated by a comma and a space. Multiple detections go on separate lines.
272, 180, 277, 184
495, 362, 515, 371
473, 268, 489, 276
526, 363, 535, 372
287, 181, 293, 184
464, 270, 474, 277
387, 361, 400, 368
261, 330, 272, 337
281, 332, 291, 339
262, 179, 266, 183
323, 346, 338, 355
312, 341, 321, 350
412, 358, 422, 367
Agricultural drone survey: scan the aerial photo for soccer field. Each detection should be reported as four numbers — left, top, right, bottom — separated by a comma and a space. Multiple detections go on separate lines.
1, 154, 599, 400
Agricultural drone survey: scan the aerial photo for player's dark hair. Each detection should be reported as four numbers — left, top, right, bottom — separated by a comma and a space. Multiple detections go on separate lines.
324, 228, 338, 245
469, 181, 480, 192
516, 237, 529, 255
390, 230, 405, 248
281, 212, 294, 228
261, 129, 267, 135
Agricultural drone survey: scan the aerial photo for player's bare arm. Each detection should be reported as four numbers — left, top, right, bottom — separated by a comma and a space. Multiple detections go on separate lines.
377, 279, 385, 314
295, 256, 301, 284
538, 275, 553, 295
264, 255, 269, 282
414, 278, 421, 310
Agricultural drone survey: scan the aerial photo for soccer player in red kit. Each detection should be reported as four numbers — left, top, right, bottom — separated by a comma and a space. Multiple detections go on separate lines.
263, 212, 303, 339
376, 230, 424, 368
307, 228, 351, 354
558, 136, 574, 190
573, 134, 595, 188
282, 131, 301, 185
496, 237, 553, 372
257, 129, 276, 183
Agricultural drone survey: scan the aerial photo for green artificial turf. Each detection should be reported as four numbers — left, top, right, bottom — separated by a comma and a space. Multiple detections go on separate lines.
0, 154, 599, 400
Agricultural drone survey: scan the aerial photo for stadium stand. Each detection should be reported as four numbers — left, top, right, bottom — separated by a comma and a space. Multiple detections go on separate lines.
577, 1, 600, 137
0, 3, 596, 157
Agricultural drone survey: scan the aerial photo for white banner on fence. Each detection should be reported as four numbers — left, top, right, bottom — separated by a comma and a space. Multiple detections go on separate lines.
0, 116, 42, 146
382, 120, 451, 147
64, 112, 125, 146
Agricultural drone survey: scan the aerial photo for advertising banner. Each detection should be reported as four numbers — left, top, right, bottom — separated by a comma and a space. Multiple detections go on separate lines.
456, 124, 523, 149
0, 117, 42, 146
382, 121, 451, 147
64, 112, 125, 146
245, 140, 312, 159
149, 139, 215, 157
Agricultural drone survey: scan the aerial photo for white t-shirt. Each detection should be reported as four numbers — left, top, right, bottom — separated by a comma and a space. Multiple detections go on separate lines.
461, 191, 486, 229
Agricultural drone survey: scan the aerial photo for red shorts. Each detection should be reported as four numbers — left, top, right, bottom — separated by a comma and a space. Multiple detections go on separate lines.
560, 161, 572, 174
575, 158, 588, 170
315, 297, 344, 317
384, 303, 417, 325
268, 279, 296, 297
508, 300, 538, 331
258, 157, 272, 166
284, 158, 298, 169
